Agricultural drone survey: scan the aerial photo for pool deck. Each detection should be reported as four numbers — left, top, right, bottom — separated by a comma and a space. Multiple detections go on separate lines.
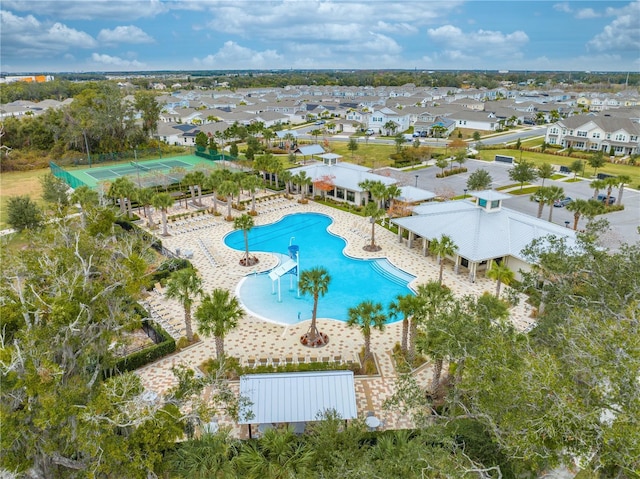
135, 192, 535, 437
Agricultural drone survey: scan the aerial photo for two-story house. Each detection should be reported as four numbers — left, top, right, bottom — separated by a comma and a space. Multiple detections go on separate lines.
545, 114, 640, 156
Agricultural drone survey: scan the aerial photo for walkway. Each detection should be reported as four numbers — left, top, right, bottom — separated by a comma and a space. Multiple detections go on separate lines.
135, 194, 534, 438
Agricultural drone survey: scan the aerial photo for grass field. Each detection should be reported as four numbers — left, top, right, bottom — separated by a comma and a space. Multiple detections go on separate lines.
478, 148, 640, 187
0, 168, 48, 229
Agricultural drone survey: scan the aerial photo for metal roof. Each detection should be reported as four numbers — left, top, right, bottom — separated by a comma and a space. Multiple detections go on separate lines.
392, 201, 578, 263
238, 371, 358, 424
290, 163, 397, 191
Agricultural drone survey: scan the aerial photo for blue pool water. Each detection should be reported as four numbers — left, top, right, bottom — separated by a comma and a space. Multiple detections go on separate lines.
224, 213, 415, 324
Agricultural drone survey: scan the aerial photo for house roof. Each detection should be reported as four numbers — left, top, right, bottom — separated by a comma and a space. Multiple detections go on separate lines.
398, 186, 436, 202
290, 162, 397, 191
393, 200, 577, 263
295, 144, 325, 156
238, 371, 358, 424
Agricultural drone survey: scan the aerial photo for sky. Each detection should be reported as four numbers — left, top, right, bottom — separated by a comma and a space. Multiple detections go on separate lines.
1, 0, 639, 74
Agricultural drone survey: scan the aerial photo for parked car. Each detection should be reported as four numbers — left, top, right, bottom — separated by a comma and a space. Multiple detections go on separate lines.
597, 194, 616, 205
365, 128, 375, 135
553, 197, 573, 207
314, 120, 325, 125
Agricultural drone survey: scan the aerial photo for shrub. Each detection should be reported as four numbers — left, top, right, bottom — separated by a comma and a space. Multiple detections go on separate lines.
436, 167, 468, 178
110, 320, 176, 375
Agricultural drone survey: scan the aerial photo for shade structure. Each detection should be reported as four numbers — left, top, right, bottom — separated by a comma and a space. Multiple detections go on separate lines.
238, 371, 357, 425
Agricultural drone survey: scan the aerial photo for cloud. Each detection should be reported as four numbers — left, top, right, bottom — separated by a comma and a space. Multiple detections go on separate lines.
98, 26, 154, 44
587, 1, 640, 52
426, 25, 528, 59
193, 41, 284, 69
553, 3, 572, 13
0, 10, 96, 58
1, 0, 170, 20
575, 8, 599, 19
91, 53, 145, 69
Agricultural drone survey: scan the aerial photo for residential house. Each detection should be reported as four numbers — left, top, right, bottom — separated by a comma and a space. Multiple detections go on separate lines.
545, 114, 640, 156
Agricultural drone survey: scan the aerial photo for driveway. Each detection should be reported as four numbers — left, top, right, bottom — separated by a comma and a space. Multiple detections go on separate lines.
383, 158, 640, 250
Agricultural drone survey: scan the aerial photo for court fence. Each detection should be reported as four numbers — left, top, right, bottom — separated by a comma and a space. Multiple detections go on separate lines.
50, 161, 88, 189
56, 146, 195, 168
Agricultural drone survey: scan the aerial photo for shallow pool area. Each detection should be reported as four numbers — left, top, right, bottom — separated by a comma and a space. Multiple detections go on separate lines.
224, 213, 415, 324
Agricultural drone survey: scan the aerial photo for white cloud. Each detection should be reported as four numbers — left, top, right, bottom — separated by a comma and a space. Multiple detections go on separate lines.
0, 10, 96, 58
1, 0, 170, 20
194, 41, 284, 69
553, 2, 572, 13
98, 26, 154, 44
575, 8, 599, 19
427, 25, 528, 59
91, 53, 145, 68
587, 1, 640, 52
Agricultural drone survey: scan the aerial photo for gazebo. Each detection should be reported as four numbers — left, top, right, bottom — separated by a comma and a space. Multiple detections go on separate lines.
238, 371, 358, 438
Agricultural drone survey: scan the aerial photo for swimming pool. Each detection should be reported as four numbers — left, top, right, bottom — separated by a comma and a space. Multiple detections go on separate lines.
224, 213, 415, 325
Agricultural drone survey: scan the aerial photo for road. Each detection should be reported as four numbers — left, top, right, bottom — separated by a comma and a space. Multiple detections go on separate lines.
382, 158, 640, 250
294, 124, 546, 148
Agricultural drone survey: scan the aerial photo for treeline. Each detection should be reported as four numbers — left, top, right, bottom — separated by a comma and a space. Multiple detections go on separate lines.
0, 84, 161, 171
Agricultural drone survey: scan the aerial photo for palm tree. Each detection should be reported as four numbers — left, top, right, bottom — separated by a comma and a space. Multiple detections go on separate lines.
566, 198, 600, 231
384, 183, 402, 224
603, 176, 619, 206
537, 162, 554, 186
347, 300, 386, 365
235, 427, 313, 479
233, 214, 256, 266
135, 187, 154, 228
279, 169, 293, 196
486, 261, 515, 298
195, 288, 243, 360
298, 267, 331, 347
166, 430, 237, 479
615, 175, 631, 205
428, 234, 457, 285
182, 172, 198, 207
357, 179, 374, 205
293, 171, 311, 200
205, 170, 224, 215
370, 181, 388, 209
546, 185, 565, 222
362, 202, 384, 252
241, 174, 262, 214
414, 281, 454, 384
165, 268, 203, 342
590, 179, 606, 199
191, 170, 207, 206
151, 192, 174, 236
530, 186, 551, 219
389, 293, 419, 354
108, 176, 135, 218
70, 185, 98, 228
218, 179, 239, 220
383, 120, 398, 136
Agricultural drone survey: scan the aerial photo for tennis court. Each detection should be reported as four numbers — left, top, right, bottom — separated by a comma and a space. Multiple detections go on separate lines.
62, 155, 230, 189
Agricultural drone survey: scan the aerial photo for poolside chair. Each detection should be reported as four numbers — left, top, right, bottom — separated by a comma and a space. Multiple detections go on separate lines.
285, 356, 293, 365
247, 357, 256, 368
271, 358, 280, 367
309, 356, 318, 363
333, 355, 342, 364
321, 355, 330, 363
297, 356, 307, 364
258, 357, 268, 367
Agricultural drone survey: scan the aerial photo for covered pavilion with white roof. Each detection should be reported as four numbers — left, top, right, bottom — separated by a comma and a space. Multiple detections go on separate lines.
289, 159, 407, 206
238, 371, 358, 438
391, 190, 578, 282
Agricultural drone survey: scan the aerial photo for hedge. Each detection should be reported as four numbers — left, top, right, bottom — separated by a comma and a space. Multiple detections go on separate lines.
111, 320, 176, 374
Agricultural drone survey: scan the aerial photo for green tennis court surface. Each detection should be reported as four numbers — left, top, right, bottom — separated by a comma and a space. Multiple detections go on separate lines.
65, 155, 220, 188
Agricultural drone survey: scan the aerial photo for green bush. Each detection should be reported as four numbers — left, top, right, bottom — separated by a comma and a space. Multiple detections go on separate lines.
110, 320, 176, 375
436, 167, 468, 178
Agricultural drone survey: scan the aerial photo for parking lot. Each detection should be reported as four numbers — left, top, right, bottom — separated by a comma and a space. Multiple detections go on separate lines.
384, 158, 640, 250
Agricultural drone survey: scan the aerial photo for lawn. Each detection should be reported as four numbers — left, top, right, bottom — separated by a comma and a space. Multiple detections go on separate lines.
0, 168, 48, 229
478, 148, 640, 187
